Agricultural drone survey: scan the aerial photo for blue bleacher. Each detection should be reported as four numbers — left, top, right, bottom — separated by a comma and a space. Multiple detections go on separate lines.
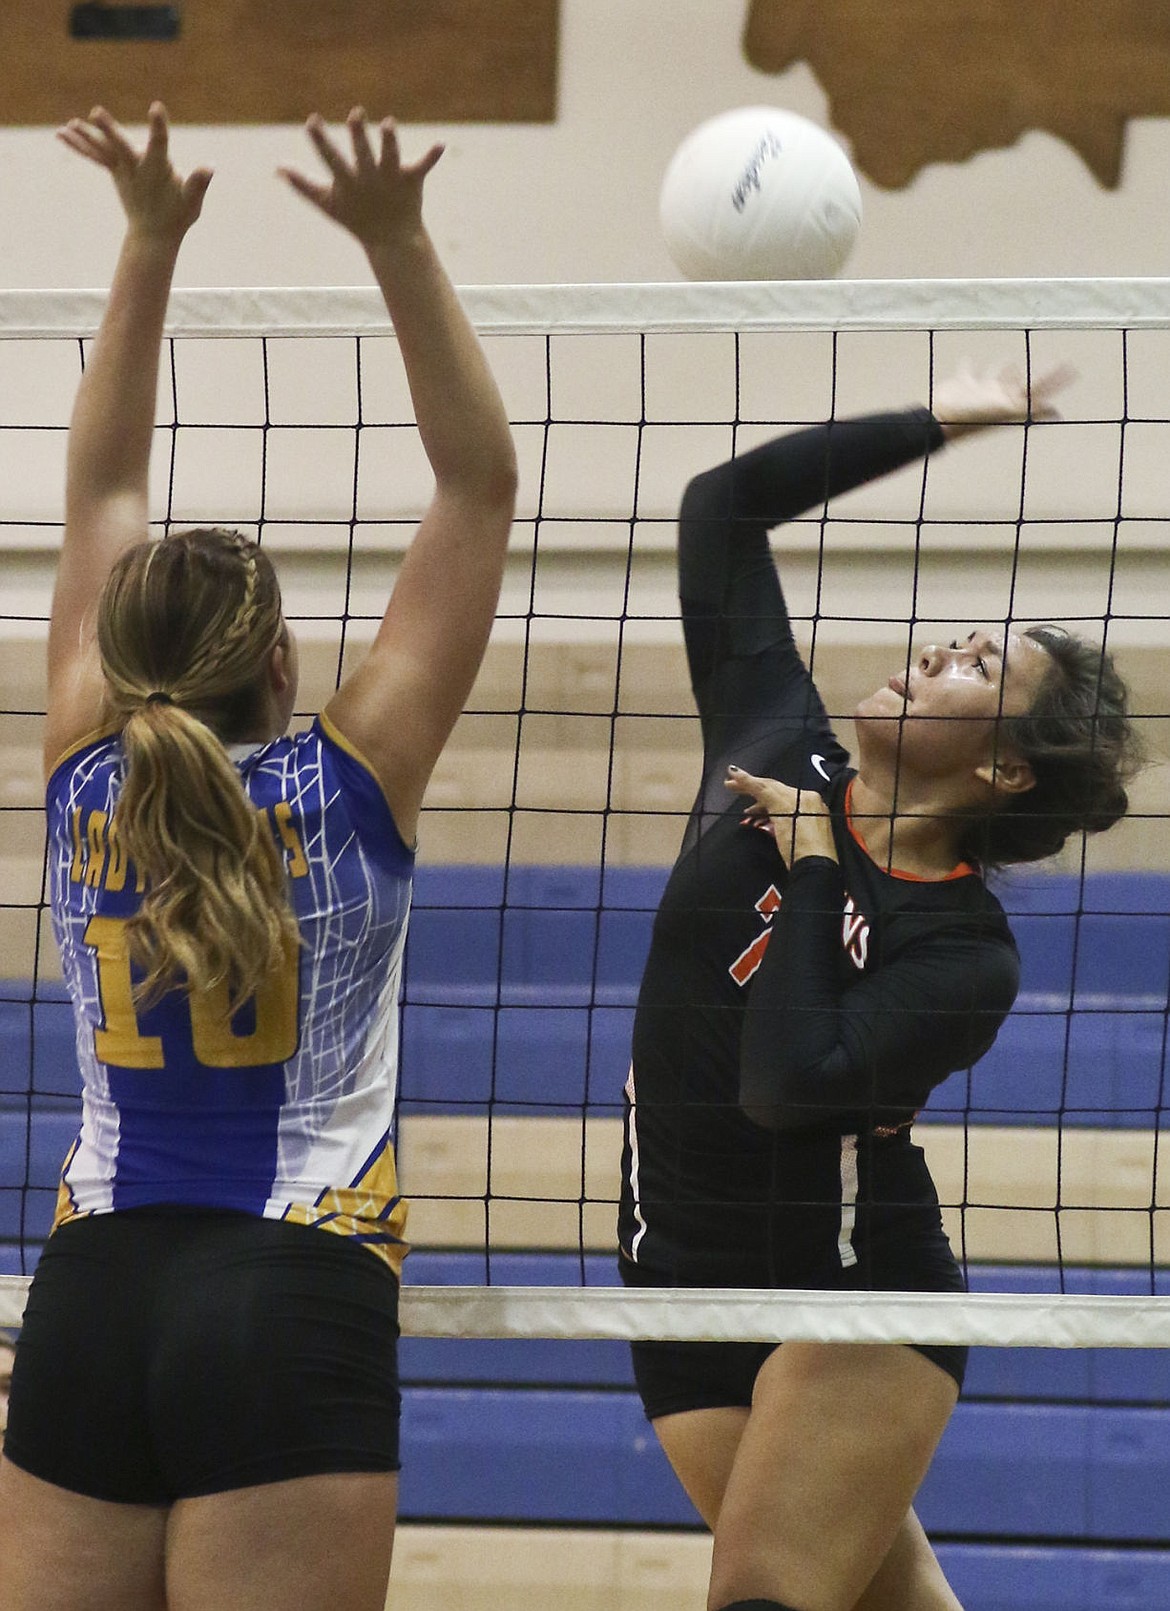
400, 866, 1170, 1124
471, 1401, 1161, 1536
6, 868, 1170, 1123
0, 982, 81, 1100
394, 1384, 1170, 1539
934, 1546, 1170, 1611
405, 865, 1170, 1004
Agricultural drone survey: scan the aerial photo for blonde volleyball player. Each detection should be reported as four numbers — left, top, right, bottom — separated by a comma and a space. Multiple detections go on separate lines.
618, 369, 1141, 1611
0, 104, 516, 1610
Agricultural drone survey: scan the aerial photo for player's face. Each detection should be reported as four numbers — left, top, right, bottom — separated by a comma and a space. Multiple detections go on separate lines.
855, 627, 1051, 778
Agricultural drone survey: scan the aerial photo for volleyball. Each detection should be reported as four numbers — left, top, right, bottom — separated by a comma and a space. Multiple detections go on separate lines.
658, 106, 862, 281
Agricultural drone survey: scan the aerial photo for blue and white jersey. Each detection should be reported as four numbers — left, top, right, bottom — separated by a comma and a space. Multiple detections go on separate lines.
46, 713, 414, 1273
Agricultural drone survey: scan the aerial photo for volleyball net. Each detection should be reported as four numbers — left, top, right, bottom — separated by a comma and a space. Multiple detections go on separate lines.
1, 278, 1169, 1346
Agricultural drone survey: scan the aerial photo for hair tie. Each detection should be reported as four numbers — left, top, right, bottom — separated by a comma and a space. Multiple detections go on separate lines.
145, 691, 174, 706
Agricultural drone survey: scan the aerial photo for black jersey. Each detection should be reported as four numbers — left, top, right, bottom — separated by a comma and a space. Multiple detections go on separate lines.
618, 410, 1021, 1289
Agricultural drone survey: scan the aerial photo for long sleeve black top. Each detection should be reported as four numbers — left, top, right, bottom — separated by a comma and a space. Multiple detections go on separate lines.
618, 411, 1020, 1287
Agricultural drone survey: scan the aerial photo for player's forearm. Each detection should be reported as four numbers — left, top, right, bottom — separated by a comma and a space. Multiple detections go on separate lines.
714, 409, 944, 531
365, 232, 516, 503
66, 228, 179, 513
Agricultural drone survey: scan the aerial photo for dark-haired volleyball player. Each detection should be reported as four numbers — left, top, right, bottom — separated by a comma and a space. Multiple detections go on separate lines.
0, 104, 516, 1611
618, 367, 1140, 1611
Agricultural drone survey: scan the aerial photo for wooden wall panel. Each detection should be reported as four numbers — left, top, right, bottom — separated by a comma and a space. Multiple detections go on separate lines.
0, 1, 558, 125
744, 0, 1170, 188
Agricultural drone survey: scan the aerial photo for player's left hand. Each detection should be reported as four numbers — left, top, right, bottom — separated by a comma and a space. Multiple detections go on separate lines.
280, 107, 443, 254
932, 360, 1076, 439
725, 765, 838, 864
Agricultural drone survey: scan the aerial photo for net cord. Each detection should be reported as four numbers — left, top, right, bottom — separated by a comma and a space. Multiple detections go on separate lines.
1, 278, 1170, 338
1, 1275, 1168, 1347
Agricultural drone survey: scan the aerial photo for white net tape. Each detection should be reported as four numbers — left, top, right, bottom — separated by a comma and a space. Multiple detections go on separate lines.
2, 1276, 1170, 1346
1, 278, 1169, 337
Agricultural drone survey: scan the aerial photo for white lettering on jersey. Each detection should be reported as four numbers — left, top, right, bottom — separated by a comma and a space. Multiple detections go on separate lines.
842, 894, 869, 971
731, 885, 869, 984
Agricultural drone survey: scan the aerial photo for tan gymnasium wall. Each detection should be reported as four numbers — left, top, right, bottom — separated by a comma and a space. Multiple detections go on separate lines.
2, 0, 1170, 984
4, 2, 1170, 286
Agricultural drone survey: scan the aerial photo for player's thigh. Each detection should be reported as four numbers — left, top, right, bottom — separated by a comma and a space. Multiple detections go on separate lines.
708, 1341, 959, 1611
0, 1455, 167, 1611
651, 1404, 750, 1528
629, 1334, 770, 1528
165, 1470, 398, 1611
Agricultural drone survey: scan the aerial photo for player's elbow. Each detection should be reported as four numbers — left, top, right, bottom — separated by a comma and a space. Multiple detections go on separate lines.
740, 1096, 789, 1131
439, 434, 518, 516
679, 462, 733, 523
739, 1067, 808, 1132
470, 451, 519, 519
741, 1095, 825, 1133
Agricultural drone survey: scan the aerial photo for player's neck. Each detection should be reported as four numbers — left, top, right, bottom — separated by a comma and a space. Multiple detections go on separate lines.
848, 773, 969, 879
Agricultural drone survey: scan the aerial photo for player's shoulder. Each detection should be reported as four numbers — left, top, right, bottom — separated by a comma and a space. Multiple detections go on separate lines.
291, 715, 415, 868
908, 890, 1021, 993
45, 727, 122, 806
237, 716, 371, 790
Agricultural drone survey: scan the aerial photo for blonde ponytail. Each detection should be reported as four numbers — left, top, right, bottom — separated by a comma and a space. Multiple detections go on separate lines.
97, 530, 300, 1007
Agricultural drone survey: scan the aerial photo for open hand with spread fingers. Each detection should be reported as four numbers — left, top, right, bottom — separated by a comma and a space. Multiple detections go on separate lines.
932, 359, 1077, 440
279, 107, 444, 256
57, 101, 212, 241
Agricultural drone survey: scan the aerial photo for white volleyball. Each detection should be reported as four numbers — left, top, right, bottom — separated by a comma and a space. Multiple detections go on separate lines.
659, 106, 862, 281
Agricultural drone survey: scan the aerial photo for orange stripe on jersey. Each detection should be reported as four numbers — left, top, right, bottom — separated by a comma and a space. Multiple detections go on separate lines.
844, 778, 977, 883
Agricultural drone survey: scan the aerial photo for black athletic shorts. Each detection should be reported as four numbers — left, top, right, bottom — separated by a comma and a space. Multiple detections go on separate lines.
4, 1207, 401, 1504
620, 1251, 968, 1421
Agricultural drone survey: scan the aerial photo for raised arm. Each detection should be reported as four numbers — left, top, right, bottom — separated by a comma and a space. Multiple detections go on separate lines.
282, 110, 518, 847
45, 104, 211, 776
678, 409, 943, 710
679, 360, 1074, 708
